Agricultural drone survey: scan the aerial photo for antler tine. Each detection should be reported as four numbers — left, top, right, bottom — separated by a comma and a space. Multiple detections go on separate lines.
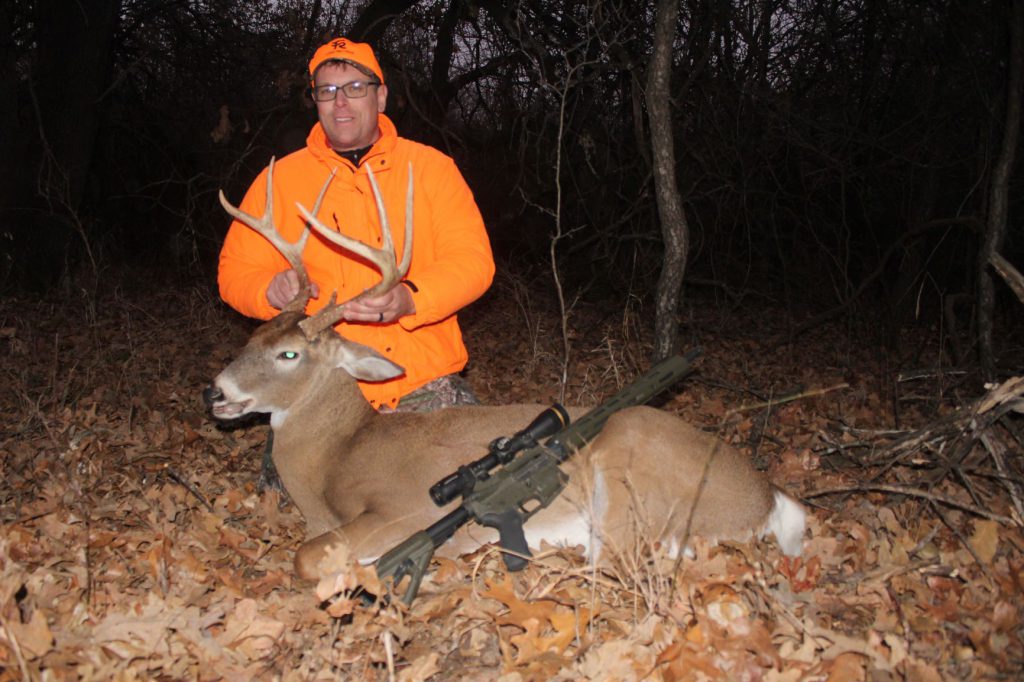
297, 162, 415, 338
308, 166, 338, 221
396, 163, 415, 276
219, 157, 314, 312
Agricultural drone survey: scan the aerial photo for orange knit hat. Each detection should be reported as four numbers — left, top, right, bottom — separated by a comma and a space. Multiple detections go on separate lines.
309, 38, 384, 84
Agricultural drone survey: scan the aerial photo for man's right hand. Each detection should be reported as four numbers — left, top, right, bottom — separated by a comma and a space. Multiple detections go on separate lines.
267, 269, 320, 310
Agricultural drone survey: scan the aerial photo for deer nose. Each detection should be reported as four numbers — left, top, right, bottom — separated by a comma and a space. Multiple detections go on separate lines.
202, 384, 223, 405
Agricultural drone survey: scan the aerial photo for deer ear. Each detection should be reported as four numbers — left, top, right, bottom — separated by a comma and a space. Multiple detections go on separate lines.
335, 340, 405, 382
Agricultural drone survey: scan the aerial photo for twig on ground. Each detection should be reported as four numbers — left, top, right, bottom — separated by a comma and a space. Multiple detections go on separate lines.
164, 465, 215, 512
927, 500, 994, 582
804, 484, 1016, 524
0, 613, 31, 682
725, 383, 849, 422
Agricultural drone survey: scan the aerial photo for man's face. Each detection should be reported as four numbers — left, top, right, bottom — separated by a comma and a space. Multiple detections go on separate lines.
314, 62, 387, 152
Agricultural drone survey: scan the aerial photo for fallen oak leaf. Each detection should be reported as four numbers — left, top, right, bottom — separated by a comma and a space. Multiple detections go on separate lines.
808, 625, 894, 672
482, 575, 558, 628
220, 598, 285, 660
778, 554, 821, 592
576, 638, 654, 680
969, 520, 999, 564
89, 593, 190, 657
822, 651, 867, 682
654, 638, 684, 668
547, 607, 591, 654
316, 566, 361, 603
178, 550, 212, 583
992, 600, 1019, 631
182, 422, 203, 446
508, 617, 565, 667
215, 567, 248, 595
0, 609, 54, 659
430, 556, 461, 584
246, 568, 291, 597
685, 622, 705, 645
701, 583, 750, 634
398, 650, 441, 682
217, 526, 263, 562
661, 646, 727, 681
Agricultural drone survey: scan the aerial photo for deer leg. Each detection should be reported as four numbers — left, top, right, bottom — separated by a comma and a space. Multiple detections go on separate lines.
257, 429, 289, 498
295, 513, 421, 580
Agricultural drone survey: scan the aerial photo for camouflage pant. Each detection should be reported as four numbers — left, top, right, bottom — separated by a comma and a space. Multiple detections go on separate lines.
379, 373, 480, 413
260, 373, 478, 492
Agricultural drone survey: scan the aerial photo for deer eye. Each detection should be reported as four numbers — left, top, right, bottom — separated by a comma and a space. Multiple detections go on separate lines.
278, 351, 299, 361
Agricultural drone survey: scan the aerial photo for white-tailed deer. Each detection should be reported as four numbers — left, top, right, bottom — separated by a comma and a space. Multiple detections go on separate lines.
205, 160, 806, 580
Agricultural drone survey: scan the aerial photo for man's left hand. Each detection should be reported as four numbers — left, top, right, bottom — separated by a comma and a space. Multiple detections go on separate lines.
343, 283, 415, 324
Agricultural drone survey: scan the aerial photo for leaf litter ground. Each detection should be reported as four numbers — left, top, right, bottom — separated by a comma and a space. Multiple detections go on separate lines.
1, 282, 1021, 680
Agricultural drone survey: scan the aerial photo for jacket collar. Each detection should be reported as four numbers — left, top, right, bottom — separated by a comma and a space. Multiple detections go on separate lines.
307, 114, 398, 168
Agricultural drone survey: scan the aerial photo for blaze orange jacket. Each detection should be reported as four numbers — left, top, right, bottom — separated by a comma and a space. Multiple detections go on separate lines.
218, 115, 495, 408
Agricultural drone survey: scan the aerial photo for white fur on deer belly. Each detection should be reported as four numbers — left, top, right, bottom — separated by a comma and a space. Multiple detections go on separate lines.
522, 463, 608, 561
356, 514, 597, 568
522, 513, 594, 558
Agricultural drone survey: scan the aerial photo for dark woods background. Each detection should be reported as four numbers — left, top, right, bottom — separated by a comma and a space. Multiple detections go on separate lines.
1, 0, 1021, 370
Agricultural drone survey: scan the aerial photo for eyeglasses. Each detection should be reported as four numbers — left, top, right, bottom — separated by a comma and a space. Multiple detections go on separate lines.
311, 81, 381, 101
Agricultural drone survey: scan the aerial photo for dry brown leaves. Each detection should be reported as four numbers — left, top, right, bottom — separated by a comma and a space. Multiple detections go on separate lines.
0, 284, 1021, 680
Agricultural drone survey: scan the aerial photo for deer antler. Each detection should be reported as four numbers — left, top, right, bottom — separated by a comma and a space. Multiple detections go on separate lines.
219, 158, 337, 314
296, 162, 414, 339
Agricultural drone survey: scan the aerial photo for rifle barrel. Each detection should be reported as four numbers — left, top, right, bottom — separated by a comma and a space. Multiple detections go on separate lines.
545, 350, 701, 461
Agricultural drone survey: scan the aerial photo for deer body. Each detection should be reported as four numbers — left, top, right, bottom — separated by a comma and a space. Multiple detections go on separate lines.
207, 160, 805, 580
207, 310, 805, 579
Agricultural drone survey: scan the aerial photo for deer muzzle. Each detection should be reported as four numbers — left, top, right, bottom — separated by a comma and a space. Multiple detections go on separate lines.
202, 384, 223, 406
202, 383, 252, 419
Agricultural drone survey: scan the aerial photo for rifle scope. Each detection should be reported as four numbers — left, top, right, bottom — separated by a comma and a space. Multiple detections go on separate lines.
429, 403, 570, 507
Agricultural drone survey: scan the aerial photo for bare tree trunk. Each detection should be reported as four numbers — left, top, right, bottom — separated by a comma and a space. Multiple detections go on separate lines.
17, 0, 119, 289
350, 0, 419, 43
647, 0, 689, 362
0, 2, 20, 214
32, 0, 118, 214
300, 0, 323, 57
978, 0, 1023, 378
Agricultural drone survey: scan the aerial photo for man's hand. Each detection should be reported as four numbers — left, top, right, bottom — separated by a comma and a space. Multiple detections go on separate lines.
267, 269, 320, 310
343, 283, 416, 324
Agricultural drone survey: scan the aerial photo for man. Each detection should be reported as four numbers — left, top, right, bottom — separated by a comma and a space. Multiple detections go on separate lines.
218, 38, 494, 413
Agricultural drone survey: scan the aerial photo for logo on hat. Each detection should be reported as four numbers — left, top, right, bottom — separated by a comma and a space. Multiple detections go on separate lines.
309, 37, 385, 84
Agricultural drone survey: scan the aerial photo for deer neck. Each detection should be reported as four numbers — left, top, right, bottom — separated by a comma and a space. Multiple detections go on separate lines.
267, 368, 377, 531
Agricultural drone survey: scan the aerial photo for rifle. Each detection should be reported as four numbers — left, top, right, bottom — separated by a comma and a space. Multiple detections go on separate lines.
373, 349, 702, 604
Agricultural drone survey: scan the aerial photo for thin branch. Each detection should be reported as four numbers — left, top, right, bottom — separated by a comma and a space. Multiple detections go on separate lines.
165, 466, 215, 512
805, 484, 1016, 524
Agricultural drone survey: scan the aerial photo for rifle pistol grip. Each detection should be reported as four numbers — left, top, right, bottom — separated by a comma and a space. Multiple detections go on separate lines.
479, 508, 531, 571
